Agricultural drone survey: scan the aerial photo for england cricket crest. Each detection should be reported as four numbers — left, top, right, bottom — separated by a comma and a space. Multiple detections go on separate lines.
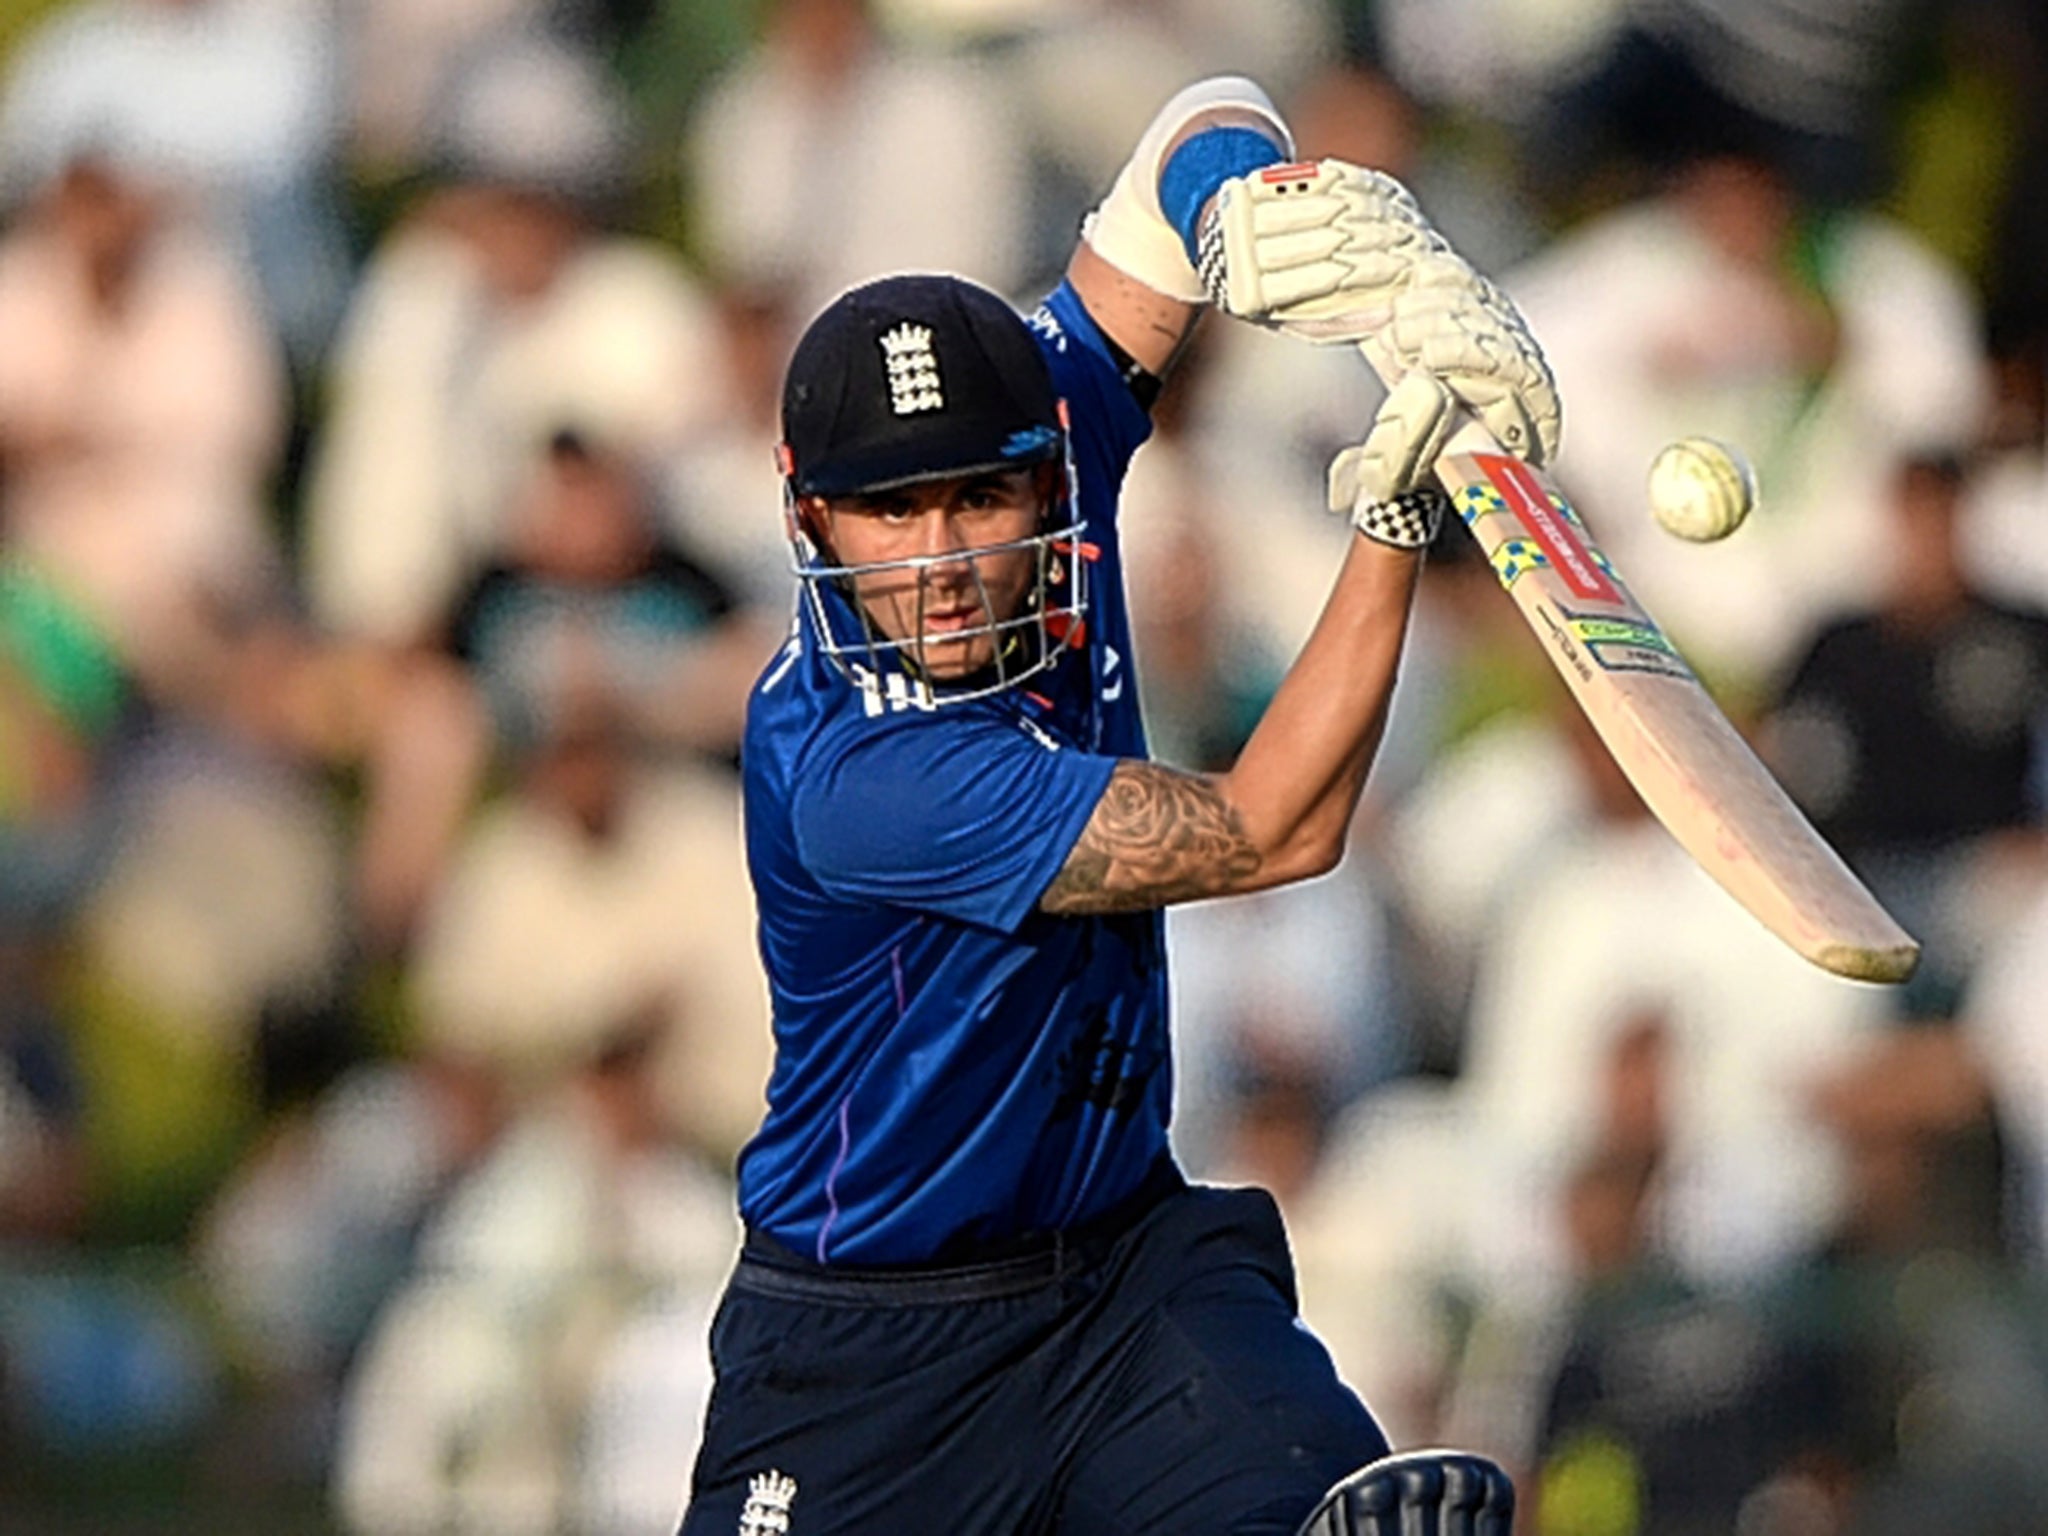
880, 321, 943, 414
738, 1468, 797, 1535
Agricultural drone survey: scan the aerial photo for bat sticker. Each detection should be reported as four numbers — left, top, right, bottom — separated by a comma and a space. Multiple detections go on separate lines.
1561, 611, 1692, 680
1454, 479, 1589, 530
1473, 455, 1622, 604
1488, 537, 1547, 586
1453, 482, 1508, 525
1481, 534, 1618, 593
1536, 605, 1595, 684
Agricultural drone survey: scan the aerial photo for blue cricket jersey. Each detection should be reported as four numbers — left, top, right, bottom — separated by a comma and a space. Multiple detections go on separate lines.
737, 281, 1172, 1264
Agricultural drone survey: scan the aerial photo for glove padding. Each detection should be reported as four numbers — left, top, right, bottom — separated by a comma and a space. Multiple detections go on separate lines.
1296, 1449, 1516, 1536
1329, 370, 1456, 550
1198, 159, 1442, 327
1365, 261, 1559, 465
1201, 159, 1561, 466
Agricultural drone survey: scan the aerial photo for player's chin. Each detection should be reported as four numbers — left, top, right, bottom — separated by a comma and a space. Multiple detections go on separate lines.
917, 634, 994, 679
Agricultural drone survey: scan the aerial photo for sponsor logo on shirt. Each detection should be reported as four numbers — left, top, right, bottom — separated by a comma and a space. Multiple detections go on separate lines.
1017, 714, 1062, 752
1052, 1010, 1161, 1120
1026, 304, 1068, 351
850, 662, 935, 717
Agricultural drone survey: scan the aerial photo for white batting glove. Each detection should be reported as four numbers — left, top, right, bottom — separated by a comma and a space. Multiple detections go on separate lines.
1329, 371, 1458, 551
1197, 159, 1443, 333
1200, 158, 1562, 466
1365, 261, 1562, 466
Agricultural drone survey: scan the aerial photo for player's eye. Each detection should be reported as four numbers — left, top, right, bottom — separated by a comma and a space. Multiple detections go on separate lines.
959, 477, 1023, 512
867, 495, 919, 522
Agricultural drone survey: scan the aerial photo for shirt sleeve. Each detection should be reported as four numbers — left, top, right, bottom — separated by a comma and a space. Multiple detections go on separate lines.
1033, 280, 1153, 485
792, 711, 1119, 933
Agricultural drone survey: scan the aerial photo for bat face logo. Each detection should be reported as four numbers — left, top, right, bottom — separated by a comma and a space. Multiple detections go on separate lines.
1477, 454, 1620, 604
1435, 443, 1919, 983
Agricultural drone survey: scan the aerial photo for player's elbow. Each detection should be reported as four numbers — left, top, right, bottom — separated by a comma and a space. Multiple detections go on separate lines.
1313, 829, 1352, 879
1264, 822, 1348, 886
1223, 785, 1355, 891
1298, 829, 1349, 882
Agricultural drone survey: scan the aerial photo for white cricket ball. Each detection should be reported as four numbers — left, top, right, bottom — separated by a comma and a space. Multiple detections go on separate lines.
1647, 436, 1757, 542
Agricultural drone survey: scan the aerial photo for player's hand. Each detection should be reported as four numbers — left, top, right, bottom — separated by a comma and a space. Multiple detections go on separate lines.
1328, 371, 1456, 551
1364, 259, 1561, 466
1198, 158, 1441, 333
1200, 158, 1561, 466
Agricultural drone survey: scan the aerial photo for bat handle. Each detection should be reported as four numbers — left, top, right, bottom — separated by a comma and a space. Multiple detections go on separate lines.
1440, 411, 1504, 464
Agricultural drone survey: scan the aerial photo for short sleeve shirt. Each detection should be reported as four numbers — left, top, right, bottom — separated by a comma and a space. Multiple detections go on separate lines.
736, 281, 1169, 1263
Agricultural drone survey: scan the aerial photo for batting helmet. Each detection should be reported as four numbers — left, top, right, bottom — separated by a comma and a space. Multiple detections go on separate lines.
777, 274, 1088, 704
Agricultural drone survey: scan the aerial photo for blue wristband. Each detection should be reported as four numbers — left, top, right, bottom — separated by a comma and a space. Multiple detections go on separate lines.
1157, 126, 1287, 264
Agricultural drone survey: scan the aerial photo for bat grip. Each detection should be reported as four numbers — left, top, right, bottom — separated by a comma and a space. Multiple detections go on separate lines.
1439, 411, 1504, 465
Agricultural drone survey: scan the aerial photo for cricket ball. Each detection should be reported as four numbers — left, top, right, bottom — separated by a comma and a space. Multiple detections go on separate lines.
1647, 436, 1756, 542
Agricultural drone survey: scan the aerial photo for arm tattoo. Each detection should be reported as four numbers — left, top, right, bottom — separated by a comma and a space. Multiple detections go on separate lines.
1040, 761, 1262, 915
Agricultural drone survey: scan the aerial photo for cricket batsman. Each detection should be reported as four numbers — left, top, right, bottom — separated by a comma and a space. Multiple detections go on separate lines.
678, 75, 1559, 1536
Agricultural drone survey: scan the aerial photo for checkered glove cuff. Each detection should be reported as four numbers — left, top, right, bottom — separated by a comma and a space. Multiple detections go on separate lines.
1196, 204, 1229, 311
1351, 488, 1445, 551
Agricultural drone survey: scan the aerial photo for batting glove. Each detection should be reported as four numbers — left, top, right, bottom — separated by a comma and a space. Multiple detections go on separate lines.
1201, 157, 1562, 467
1365, 261, 1562, 467
1296, 1448, 1516, 1536
1197, 159, 1444, 333
1330, 371, 1456, 551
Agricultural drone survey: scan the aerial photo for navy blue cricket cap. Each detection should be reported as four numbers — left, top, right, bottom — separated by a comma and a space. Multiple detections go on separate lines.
779, 273, 1063, 499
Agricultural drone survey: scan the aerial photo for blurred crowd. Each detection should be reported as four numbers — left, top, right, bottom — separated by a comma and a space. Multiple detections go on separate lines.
1, 0, 2046, 1533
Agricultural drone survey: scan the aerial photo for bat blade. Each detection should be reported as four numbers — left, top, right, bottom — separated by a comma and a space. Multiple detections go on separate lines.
1434, 430, 1919, 984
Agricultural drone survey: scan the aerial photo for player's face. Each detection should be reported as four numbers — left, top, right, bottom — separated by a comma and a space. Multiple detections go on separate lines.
814, 467, 1048, 679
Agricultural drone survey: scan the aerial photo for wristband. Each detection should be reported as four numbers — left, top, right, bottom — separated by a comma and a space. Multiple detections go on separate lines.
1157, 127, 1286, 265
1081, 76, 1291, 304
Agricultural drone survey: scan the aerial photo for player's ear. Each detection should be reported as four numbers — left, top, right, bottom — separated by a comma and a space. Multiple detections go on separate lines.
1031, 460, 1061, 516
792, 494, 836, 556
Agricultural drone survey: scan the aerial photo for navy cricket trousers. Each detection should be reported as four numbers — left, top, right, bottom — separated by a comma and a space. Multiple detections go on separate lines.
677, 1182, 1389, 1535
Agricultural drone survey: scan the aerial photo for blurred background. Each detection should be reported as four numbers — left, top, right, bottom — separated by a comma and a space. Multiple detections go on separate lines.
0, 0, 2044, 1532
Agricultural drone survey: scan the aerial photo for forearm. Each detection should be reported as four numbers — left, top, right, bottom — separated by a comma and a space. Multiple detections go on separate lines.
1041, 78, 1550, 918
1065, 241, 1198, 379
1216, 531, 1421, 875
1041, 533, 1420, 916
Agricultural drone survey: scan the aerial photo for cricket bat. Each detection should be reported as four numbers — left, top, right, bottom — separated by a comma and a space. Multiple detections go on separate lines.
1431, 418, 1919, 984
